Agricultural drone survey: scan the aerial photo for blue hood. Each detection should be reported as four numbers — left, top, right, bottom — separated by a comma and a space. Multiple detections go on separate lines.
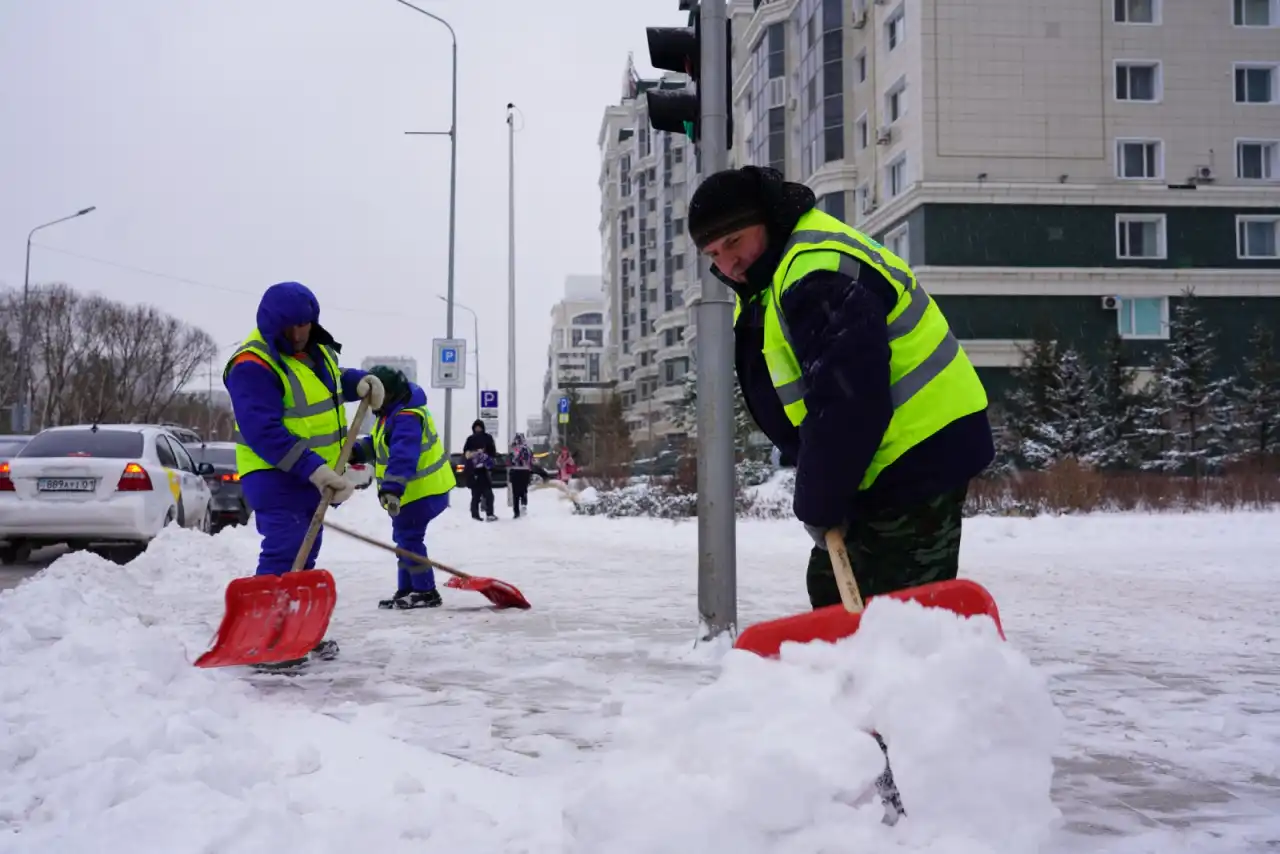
403, 384, 427, 411
257, 281, 321, 357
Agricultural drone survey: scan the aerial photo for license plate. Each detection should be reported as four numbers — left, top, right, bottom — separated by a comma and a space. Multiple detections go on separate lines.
37, 477, 97, 492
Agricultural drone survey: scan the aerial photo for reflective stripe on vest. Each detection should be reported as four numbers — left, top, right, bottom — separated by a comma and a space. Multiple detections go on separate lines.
224, 331, 346, 476
372, 404, 455, 504
758, 208, 988, 489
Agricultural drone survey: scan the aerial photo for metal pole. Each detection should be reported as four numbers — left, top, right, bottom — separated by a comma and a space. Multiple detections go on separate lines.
505, 104, 517, 446
395, 0, 457, 457
693, 0, 737, 643
16, 205, 97, 433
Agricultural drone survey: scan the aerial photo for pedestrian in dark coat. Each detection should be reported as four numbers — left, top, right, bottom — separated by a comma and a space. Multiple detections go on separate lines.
462, 419, 497, 521
686, 166, 995, 608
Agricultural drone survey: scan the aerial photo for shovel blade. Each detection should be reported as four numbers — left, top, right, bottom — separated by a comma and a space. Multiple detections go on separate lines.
733, 578, 1003, 659
194, 570, 338, 667
444, 574, 531, 610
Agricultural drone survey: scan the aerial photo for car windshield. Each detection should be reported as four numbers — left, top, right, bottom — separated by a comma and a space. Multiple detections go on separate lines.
19, 429, 145, 459
0, 439, 28, 458
187, 445, 237, 467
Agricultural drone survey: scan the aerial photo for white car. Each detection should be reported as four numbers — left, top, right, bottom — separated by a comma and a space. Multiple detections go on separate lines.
0, 424, 215, 564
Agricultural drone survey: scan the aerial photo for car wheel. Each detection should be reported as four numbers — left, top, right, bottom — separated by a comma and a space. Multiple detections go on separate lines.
199, 507, 213, 535
163, 507, 176, 528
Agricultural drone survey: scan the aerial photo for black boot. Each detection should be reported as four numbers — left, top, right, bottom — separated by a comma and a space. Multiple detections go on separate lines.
379, 589, 442, 609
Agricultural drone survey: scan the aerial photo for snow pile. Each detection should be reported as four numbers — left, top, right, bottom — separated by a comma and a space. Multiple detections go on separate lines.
0, 526, 558, 853
563, 599, 1062, 854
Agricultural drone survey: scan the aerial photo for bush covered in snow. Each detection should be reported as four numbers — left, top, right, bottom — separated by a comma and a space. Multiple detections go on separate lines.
571, 462, 794, 520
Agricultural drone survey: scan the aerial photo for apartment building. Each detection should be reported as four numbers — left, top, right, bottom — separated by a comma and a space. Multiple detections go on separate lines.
598, 66, 698, 449
734, 0, 1280, 394
540, 275, 611, 436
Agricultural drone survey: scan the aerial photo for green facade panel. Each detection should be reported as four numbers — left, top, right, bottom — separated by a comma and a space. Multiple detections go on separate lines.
922, 203, 1280, 269
938, 294, 1280, 378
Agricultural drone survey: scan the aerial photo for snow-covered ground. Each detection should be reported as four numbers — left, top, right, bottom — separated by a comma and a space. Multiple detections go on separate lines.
2, 486, 1278, 853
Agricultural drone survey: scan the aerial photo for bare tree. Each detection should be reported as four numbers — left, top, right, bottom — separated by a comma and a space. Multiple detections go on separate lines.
15, 283, 219, 430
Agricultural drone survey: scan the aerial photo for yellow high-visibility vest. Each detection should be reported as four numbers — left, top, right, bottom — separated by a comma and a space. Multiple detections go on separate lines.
372, 404, 454, 503
734, 208, 988, 489
224, 329, 345, 476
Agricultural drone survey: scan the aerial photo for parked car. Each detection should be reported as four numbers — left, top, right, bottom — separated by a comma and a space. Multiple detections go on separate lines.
185, 440, 251, 532
0, 424, 215, 564
0, 434, 30, 464
449, 452, 509, 490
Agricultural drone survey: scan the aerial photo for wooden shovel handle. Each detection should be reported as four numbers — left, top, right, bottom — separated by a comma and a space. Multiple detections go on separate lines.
826, 528, 865, 614
289, 397, 371, 573
323, 519, 471, 581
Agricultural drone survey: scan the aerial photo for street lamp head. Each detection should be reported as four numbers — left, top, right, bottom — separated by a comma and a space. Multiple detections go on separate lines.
76, 206, 97, 216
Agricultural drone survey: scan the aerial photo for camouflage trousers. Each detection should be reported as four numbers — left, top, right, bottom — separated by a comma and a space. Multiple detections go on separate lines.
805, 485, 969, 609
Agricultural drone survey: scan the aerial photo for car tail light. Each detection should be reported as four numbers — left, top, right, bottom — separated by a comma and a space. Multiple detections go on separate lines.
220, 472, 240, 482
116, 462, 153, 492
0, 462, 13, 492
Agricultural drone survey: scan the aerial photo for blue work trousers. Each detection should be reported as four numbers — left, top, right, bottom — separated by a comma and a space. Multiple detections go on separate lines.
392, 492, 450, 591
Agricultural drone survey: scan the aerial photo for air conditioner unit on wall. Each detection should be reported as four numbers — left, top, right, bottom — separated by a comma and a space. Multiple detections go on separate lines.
1101, 296, 1120, 310
876, 126, 892, 145
853, 11, 868, 27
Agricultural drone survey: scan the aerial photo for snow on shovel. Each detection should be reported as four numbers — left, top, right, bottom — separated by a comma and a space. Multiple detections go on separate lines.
323, 520, 531, 610
733, 528, 1005, 658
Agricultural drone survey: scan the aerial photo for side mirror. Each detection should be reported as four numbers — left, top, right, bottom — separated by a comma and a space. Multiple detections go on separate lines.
197, 462, 216, 475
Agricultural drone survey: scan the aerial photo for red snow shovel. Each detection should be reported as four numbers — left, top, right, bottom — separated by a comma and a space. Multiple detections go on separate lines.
195, 399, 370, 668
323, 520, 531, 610
734, 529, 1004, 658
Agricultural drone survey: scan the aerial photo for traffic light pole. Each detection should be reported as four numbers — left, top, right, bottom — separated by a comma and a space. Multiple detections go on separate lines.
693, 0, 737, 643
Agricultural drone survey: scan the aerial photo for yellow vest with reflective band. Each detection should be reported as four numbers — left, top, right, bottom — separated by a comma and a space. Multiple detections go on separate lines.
372, 404, 455, 504
223, 329, 347, 477
734, 208, 988, 490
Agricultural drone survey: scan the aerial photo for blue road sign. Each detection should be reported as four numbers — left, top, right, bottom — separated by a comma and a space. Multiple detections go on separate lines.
558, 396, 570, 414
481, 390, 499, 408
441, 347, 458, 364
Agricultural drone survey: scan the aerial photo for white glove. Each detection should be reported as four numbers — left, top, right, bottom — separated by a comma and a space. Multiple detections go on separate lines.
309, 464, 355, 504
379, 492, 401, 517
356, 373, 385, 409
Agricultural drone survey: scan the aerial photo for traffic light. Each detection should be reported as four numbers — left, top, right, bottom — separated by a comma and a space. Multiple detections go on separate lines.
644, 1, 733, 149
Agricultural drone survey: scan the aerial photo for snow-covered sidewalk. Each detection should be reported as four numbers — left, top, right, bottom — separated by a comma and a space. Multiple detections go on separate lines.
2, 487, 1278, 853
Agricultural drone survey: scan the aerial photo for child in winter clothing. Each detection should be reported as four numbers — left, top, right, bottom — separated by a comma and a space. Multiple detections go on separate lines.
508, 434, 533, 518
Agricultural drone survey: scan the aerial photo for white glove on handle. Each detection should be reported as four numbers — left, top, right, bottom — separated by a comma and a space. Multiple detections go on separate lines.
356, 374, 385, 409
309, 464, 355, 504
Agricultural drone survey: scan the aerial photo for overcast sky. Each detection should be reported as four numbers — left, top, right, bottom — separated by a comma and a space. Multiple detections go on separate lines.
1, 0, 686, 444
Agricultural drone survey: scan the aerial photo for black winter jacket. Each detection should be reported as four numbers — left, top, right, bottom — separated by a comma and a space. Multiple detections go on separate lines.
725, 175, 994, 529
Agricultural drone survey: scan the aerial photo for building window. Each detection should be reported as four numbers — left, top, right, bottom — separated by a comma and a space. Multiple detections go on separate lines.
885, 4, 905, 49
1115, 61, 1161, 102
819, 192, 846, 221
856, 50, 867, 83
886, 77, 907, 122
1115, 214, 1168, 259
885, 223, 910, 264
1234, 0, 1276, 26
1237, 216, 1280, 258
856, 113, 869, 149
887, 155, 907, 197
1116, 139, 1163, 179
1237, 140, 1278, 179
662, 358, 690, 385
1114, 0, 1158, 24
1116, 297, 1168, 339
1235, 64, 1278, 104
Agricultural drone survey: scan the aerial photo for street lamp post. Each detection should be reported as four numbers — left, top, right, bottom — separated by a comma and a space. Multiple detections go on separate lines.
396, 0, 459, 456
16, 205, 97, 432
436, 294, 479, 419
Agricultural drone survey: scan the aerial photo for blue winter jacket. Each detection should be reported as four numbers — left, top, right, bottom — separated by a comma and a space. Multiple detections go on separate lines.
225, 281, 369, 512
353, 383, 432, 500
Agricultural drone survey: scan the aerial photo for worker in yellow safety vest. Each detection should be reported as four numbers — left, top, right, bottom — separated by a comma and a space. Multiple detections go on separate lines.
351, 366, 455, 609
686, 166, 995, 608
224, 281, 386, 662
